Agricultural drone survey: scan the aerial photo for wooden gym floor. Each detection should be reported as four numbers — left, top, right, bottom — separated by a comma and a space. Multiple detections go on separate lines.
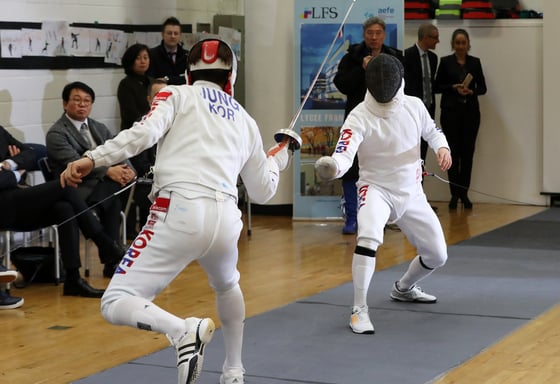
1, 202, 558, 384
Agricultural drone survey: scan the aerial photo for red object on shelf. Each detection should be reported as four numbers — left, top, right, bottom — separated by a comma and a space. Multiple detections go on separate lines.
405, 10, 431, 19
461, 1, 493, 9
462, 10, 496, 18
404, 1, 431, 9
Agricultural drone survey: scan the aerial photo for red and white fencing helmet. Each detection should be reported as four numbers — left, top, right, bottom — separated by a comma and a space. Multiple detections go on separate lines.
186, 38, 237, 96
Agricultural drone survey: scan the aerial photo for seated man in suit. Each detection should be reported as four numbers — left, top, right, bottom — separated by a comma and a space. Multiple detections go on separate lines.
46, 81, 136, 277
0, 125, 124, 297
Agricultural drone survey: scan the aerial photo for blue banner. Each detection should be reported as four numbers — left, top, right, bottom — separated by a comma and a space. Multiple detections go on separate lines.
293, 0, 404, 219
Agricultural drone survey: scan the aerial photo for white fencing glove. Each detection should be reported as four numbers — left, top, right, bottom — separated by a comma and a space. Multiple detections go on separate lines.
267, 143, 289, 171
314, 156, 338, 180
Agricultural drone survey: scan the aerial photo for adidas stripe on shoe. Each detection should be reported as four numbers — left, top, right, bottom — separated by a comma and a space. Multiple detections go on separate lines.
174, 317, 215, 384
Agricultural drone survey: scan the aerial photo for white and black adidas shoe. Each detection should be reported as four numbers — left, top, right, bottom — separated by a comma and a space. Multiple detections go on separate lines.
173, 317, 215, 384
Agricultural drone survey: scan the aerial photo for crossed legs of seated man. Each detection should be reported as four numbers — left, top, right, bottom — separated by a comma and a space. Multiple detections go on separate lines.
0, 180, 126, 297
85, 179, 125, 277
349, 189, 448, 334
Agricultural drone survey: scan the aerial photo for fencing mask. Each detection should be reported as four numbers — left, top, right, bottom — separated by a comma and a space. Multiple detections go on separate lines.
186, 38, 237, 96
365, 53, 404, 103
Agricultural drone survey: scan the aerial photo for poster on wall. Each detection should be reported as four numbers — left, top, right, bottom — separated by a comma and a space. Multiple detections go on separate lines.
293, 0, 404, 219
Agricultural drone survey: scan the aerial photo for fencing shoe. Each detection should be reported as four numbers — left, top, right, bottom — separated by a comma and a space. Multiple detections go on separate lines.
173, 317, 215, 384
390, 281, 437, 303
220, 368, 245, 384
349, 305, 375, 334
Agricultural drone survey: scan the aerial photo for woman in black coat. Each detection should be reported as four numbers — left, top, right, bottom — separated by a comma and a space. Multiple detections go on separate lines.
435, 28, 487, 209
117, 43, 155, 238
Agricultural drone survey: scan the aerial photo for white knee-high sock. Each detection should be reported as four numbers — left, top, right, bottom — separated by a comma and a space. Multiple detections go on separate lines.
398, 255, 434, 290
216, 284, 245, 372
352, 254, 376, 308
102, 296, 186, 341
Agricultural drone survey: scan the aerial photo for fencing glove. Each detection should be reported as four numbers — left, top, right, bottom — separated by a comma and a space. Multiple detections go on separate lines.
314, 156, 338, 180
267, 143, 289, 171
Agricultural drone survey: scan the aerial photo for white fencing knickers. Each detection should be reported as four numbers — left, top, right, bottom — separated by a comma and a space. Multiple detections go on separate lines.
101, 188, 243, 313
356, 185, 447, 269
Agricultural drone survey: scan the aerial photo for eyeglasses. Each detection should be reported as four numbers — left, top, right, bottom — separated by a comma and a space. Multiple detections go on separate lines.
428, 35, 440, 40
70, 97, 93, 106
365, 30, 384, 37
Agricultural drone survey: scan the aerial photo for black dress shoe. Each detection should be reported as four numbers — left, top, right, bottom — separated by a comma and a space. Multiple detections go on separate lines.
103, 263, 118, 278
93, 232, 127, 265
462, 195, 473, 209
63, 277, 105, 298
104, 241, 126, 264
448, 196, 458, 209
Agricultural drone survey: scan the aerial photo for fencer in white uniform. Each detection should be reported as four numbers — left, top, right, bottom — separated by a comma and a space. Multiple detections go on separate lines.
315, 54, 452, 334
61, 39, 291, 384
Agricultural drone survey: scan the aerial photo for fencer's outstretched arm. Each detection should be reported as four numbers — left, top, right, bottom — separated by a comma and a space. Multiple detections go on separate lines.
314, 123, 360, 181
60, 155, 94, 187
239, 141, 290, 205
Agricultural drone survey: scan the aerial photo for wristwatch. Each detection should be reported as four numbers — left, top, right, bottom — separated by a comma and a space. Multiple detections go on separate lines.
82, 151, 95, 166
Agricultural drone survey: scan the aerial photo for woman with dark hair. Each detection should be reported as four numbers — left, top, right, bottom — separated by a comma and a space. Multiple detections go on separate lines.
118, 43, 151, 131
435, 28, 487, 209
117, 43, 154, 238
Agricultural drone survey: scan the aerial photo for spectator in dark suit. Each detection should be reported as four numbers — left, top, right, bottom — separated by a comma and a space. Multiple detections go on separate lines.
46, 82, 136, 277
333, 16, 403, 235
0, 125, 123, 297
404, 23, 440, 162
435, 28, 487, 209
146, 16, 188, 85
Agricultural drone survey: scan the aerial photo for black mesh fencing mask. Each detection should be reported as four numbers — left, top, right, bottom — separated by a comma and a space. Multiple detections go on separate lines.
365, 53, 404, 103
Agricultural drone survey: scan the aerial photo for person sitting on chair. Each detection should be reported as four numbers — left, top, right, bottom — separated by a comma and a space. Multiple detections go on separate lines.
0, 125, 124, 297
46, 81, 136, 277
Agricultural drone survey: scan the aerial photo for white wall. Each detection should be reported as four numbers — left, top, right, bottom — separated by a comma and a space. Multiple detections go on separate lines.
542, 0, 560, 192
412, 20, 544, 205
244, 0, 295, 205
0, 0, 242, 144
521, 0, 543, 12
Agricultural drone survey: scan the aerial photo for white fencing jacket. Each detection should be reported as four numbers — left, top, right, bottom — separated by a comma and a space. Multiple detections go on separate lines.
88, 80, 279, 204
331, 82, 449, 199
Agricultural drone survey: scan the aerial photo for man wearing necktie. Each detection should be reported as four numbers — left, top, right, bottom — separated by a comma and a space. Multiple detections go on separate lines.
80, 122, 94, 149
46, 81, 136, 277
147, 16, 188, 85
404, 24, 440, 162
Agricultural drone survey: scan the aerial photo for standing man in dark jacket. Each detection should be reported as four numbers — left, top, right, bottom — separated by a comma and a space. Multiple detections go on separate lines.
146, 16, 188, 85
403, 23, 440, 163
333, 16, 403, 234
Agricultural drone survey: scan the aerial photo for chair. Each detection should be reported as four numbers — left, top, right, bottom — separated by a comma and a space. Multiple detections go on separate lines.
237, 178, 252, 237
1, 225, 61, 291
38, 156, 53, 181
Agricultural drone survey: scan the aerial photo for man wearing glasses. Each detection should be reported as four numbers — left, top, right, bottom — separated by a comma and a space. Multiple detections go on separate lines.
403, 23, 440, 162
46, 81, 136, 277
